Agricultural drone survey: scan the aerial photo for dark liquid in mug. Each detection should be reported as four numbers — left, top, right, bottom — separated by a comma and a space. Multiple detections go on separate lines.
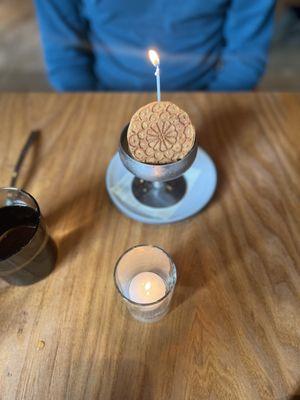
0, 205, 56, 285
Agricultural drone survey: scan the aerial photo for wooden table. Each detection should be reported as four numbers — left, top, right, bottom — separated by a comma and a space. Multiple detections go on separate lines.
0, 93, 299, 400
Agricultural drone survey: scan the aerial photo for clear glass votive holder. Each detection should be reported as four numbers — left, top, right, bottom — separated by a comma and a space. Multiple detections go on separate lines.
114, 245, 177, 323
0, 187, 57, 286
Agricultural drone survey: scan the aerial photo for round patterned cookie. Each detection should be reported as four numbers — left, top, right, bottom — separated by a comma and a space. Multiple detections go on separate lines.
127, 101, 196, 164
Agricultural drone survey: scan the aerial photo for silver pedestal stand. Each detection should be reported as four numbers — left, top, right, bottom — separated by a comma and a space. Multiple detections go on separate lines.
119, 125, 197, 208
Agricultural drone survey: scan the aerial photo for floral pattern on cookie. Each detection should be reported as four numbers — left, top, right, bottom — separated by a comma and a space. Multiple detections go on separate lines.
127, 101, 196, 164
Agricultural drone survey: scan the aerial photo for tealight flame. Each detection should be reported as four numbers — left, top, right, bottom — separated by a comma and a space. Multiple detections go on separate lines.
148, 49, 160, 67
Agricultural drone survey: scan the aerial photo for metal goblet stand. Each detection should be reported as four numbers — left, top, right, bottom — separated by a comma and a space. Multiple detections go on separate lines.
119, 125, 197, 208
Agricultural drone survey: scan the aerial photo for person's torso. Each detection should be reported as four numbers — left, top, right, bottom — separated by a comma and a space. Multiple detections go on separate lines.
82, 0, 229, 90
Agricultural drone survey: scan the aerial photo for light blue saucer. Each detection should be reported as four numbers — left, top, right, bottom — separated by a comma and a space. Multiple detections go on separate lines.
106, 148, 217, 224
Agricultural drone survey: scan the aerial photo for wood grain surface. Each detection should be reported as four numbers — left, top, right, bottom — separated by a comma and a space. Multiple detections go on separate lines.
0, 93, 299, 400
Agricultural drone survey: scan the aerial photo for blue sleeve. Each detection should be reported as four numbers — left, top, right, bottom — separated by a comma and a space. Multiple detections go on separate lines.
208, 0, 275, 91
34, 0, 97, 91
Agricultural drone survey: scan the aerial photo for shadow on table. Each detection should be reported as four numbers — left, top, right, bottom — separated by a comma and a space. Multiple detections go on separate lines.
290, 387, 300, 400
45, 179, 109, 268
46, 178, 105, 228
170, 242, 208, 313
85, 358, 152, 400
196, 101, 254, 205
54, 216, 99, 267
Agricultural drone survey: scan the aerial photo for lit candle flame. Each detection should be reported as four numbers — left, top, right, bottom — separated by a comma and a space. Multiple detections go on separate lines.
148, 49, 160, 67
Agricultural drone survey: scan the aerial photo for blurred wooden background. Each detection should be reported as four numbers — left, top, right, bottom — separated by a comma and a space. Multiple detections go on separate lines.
0, 0, 299, 91
0, 0, 50, 91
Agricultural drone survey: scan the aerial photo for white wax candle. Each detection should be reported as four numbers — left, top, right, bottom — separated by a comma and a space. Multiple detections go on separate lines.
148, 49, 161, 102
129, 272, 166, 304
155, 66, 161, 102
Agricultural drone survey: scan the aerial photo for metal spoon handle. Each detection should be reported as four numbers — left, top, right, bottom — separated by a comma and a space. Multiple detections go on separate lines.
10, 130, 40, 188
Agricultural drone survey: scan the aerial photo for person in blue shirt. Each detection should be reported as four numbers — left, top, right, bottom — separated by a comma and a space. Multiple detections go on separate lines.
34, 0, 275, 92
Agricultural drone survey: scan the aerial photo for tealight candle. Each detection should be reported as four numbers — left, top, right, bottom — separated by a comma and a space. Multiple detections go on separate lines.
114, 245, 177, 322
129, 272, 166, 304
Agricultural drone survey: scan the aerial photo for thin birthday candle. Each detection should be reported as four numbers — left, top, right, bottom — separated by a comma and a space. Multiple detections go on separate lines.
148, 49, 161, 101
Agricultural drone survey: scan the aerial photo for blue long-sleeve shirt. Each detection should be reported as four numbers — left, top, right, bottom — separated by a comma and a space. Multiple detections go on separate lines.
34, 0, 275, 92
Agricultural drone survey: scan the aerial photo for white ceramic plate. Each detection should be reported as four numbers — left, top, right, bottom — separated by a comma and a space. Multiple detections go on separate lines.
106, 148, 217, 224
